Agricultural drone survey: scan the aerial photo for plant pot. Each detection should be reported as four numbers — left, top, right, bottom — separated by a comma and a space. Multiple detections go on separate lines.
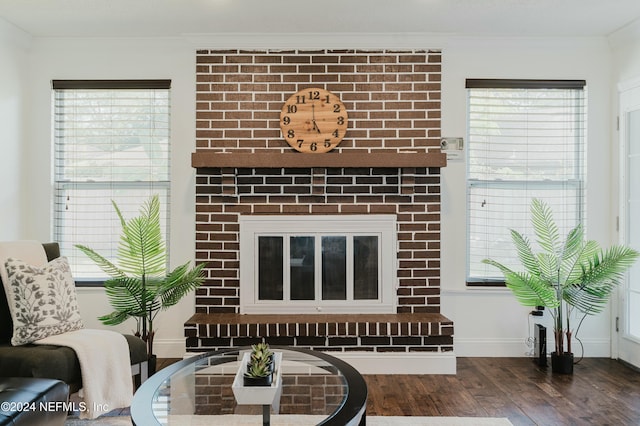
148, 354, 157, 377
247, 362, 274, 374
551, 352, 574, 374
233, 352, 283, 405
243, 373, 273, 387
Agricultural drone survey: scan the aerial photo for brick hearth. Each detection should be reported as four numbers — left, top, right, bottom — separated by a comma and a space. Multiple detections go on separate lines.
185, 313, 453, 354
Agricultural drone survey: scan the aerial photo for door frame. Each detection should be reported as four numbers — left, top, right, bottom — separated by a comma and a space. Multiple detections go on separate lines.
615, 76, 640, 368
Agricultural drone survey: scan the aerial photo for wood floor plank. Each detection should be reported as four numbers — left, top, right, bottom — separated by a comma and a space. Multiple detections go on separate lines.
157, 357, 640, 425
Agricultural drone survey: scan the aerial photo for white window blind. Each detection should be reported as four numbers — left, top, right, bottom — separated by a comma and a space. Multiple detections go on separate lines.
466, 79, 586, 285
52, 80, 171, 282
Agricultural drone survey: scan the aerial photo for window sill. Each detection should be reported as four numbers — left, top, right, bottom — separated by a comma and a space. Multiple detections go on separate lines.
75, 280, 105, 288
466, 280, 506, 288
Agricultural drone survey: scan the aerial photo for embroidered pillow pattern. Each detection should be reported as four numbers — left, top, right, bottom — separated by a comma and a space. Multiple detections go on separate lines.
3, 256, 84, 345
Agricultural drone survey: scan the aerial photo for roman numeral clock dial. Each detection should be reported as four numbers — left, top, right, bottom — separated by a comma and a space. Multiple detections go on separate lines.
280, 87, 348, 153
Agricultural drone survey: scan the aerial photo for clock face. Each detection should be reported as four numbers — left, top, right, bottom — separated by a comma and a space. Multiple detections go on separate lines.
280, 88, 348, 153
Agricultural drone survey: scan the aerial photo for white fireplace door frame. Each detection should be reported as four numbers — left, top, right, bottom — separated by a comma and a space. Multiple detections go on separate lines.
239, 215, 397, 314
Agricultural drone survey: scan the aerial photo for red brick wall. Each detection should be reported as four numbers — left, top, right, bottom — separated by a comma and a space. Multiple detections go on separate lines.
195, 49, 441, 153
193, 372, 344, 416
194, 49, 442, 315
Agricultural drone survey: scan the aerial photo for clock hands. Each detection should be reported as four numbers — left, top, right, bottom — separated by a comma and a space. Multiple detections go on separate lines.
311, 104, 322, 133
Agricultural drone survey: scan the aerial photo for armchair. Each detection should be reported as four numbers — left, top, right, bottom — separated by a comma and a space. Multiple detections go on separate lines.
0, 242, 148, 393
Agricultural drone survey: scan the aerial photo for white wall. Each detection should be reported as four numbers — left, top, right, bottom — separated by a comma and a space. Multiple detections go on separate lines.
0, 19, 30, 240
6, 32, 618, 357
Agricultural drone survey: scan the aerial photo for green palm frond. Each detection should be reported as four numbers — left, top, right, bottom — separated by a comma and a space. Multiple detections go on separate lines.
97, 310, 132, 326
505, 271, 559, 308
510, 230, 540, 277
564, 245, 640, 316
102, 277, 143, 314
115, 197, 165, 277
75, 245, 126, 279
559, 225, 586, 283
585, 245, 640, 281
531, 198, 562, 257
536, 252, 560, 284
481, 260, 558, 308
158, 262, 206, 309
563, 276, 615, 316
102, 276, 161, 318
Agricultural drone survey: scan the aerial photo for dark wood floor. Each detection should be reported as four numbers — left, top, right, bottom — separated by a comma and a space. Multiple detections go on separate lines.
157, 357, 640, 425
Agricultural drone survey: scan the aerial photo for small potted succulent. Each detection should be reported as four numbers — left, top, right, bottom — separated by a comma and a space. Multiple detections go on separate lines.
243, 341, 275, 386
232, 341, 282, 405
250, 342, 274, 364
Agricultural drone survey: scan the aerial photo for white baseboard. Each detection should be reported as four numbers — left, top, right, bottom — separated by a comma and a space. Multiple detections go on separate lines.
453, 337, 612, 358
153, 339, 186, 358
327, 351, 457, 374
453, 338, 533, 357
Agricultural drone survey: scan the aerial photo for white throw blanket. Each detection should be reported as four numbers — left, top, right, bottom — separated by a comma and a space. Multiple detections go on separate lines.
36, 329, 133, 419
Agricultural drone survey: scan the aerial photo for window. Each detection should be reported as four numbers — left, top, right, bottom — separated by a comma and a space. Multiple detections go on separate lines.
466, 79, 586, 285
52, 80, 171, 282
239, 215, 397, 314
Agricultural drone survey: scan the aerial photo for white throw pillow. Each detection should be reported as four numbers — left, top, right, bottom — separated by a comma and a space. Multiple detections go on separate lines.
3, 256, 84, 345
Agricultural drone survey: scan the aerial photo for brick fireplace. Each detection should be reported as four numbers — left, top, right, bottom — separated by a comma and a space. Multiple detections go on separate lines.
185, 49, 455, 373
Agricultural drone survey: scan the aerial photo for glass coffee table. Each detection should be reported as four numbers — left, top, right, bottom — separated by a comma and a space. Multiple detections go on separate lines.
131, 347, 367, 426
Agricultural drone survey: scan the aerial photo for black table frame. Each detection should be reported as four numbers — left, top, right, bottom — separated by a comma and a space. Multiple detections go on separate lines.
131, 346, 367, 426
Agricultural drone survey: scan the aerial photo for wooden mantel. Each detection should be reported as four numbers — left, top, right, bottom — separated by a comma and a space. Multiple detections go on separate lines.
191, 151, 447, 169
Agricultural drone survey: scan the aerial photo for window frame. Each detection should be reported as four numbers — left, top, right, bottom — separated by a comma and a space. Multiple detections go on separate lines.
465, 79, 587, 287
51, 79, 172, 286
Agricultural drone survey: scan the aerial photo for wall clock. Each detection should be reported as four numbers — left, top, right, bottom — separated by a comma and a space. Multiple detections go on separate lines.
280, 87, 348, 153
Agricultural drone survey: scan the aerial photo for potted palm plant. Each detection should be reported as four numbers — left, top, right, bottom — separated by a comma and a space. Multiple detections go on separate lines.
75, 195, 206, 371
483, 199, 639, 374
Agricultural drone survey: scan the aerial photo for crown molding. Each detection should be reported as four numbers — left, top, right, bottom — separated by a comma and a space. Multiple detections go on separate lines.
183, 32, 453, 49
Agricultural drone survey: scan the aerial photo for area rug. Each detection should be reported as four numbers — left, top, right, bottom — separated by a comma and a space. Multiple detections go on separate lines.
65, 414, 513, 425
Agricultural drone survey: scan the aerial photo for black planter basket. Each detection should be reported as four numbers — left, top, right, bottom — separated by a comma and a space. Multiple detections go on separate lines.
243, 373, 273, 387
551, 352, 574, 374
